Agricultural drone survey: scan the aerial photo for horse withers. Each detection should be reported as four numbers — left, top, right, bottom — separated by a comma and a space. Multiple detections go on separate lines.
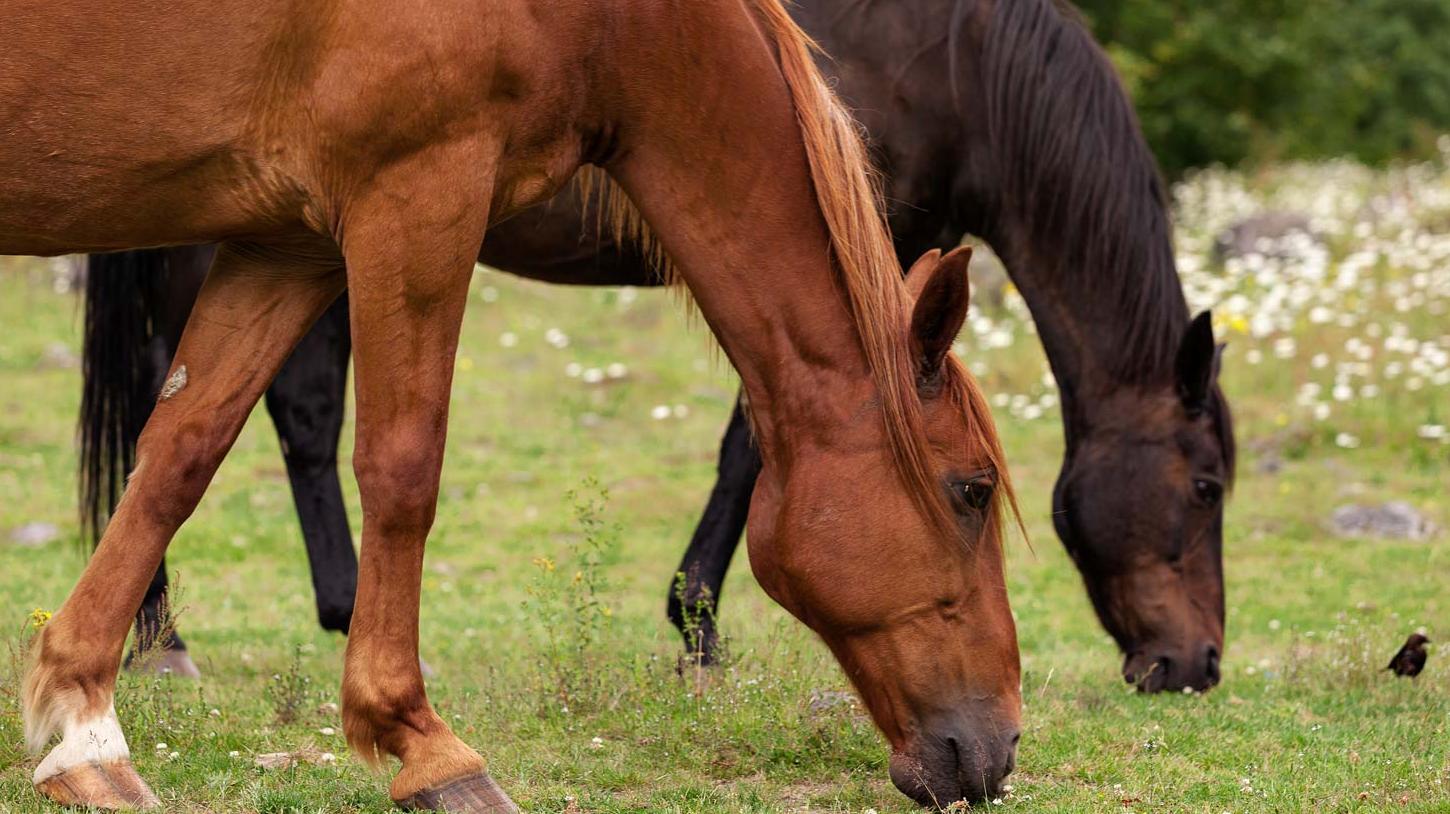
4, 0, 1021, 808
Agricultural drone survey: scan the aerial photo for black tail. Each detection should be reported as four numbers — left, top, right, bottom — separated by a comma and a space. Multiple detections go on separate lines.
79, 251, 173, 547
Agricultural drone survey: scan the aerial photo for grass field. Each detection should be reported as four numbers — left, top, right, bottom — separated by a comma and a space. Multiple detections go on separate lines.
0, 156, 1447, 813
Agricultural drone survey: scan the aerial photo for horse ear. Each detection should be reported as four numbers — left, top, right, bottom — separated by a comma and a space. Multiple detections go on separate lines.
904, 248, 943, 301
909, 246, 973, 385
1176, 310, 1222, 413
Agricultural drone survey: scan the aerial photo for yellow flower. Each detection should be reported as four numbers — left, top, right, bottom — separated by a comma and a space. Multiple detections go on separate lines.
29, 608, 52, 630
532, 556, 556, 572
572, 571, 583, 585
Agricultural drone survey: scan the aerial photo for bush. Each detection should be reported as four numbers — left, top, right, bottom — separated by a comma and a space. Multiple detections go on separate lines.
1075, 0, 1450, 176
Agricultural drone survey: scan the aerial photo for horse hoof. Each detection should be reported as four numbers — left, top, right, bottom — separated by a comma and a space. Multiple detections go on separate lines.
127, 648, 202, 679
395, 772, 519, 813
34, 759, 160, 810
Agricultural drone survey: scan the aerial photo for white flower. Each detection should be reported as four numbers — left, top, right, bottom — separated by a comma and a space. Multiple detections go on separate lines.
319, 727, 336, 736
499, 331, 518, 348
650, 405, 671, 420
1335, 433, 1360, 449
565, 362, 582, 378
545, 328, 570, 349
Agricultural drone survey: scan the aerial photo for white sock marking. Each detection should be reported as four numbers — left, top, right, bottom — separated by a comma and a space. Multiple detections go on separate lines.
33, 705, 131, 784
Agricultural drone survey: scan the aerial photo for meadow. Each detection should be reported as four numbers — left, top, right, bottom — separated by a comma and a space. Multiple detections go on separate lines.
0, 152, 1446, 812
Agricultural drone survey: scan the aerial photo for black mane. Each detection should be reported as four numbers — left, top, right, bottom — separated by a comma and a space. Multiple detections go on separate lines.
975, 0, 1188, 384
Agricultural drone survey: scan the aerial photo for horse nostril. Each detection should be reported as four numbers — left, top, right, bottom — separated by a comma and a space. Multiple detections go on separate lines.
1204, 644, 1222, 685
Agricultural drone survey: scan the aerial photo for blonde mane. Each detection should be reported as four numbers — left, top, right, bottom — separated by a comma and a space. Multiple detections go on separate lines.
575, 0, 1013, 532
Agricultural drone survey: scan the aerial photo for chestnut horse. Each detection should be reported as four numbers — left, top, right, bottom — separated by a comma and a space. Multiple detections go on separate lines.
3, 0, 1019, 809
81, 0, 1232, 693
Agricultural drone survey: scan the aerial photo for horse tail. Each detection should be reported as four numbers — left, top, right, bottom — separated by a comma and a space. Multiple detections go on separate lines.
78, 250, 171, 548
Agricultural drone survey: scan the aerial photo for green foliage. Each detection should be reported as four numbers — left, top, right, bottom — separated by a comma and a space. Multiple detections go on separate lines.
1075, 0, 1450, 175
521, 478, 620, 711
265, 646, 315, 725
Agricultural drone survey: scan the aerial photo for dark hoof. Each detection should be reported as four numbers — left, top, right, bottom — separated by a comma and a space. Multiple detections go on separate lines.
396, 773, 518, 813
35, 760, 160, 810
126, 648, 202, 679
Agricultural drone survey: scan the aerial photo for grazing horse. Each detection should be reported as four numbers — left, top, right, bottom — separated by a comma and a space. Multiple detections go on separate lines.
5, 0, 1022, 809
82, 0, 1234, 693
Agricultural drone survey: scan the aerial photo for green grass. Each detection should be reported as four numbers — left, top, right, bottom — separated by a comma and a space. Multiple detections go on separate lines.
1, 159, 1448, 812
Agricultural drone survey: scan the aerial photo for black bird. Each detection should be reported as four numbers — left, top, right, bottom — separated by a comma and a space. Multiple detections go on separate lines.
1386, 633, 1430, 678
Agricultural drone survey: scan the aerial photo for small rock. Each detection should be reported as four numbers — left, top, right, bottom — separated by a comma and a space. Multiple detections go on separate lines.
254, 752, 297, 770
255, 748, 330, 770
38, 343, 79, 370
1255, 452, 1283, 475
807, 690, 858, 713
966, 246, 1009, 311
1330, 502, 1438, 541
8, 522, 59, 547
1212, 211, 1322, 263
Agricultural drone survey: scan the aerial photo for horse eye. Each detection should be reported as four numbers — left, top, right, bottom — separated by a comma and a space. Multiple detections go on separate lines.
1193, 478, 1223, 507
960, 477, 994, 511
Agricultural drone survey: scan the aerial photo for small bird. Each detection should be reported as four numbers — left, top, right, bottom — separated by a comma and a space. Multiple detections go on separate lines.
1386, 633, 1430, 678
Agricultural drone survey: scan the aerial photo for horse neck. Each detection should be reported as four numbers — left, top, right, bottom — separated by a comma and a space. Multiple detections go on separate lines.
598, 0, 897, 463
939, 0, 1190, 442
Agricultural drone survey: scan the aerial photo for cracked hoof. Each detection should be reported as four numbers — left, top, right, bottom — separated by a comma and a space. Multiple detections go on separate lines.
35, 760, 160, 810
396, 772, 519, 813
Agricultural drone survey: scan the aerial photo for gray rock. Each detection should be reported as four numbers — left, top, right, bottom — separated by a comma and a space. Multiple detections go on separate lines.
808, 689, 858, 713
1213, 211, 1322, 263
1330, 502, 1438, 541
967, 245, 1009, 311
9, 521, 60, 547
37, 342, 79, 370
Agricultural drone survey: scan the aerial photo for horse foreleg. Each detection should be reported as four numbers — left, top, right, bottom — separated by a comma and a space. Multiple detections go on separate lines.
666, 395, 760, 664
266, 293, 359, 635
336, 161, 515, 813
24, 243, 344, 810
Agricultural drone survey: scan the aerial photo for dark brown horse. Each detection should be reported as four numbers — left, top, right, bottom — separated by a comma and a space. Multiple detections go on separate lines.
5, 0, 1021, 809
83, 0, 1233, 694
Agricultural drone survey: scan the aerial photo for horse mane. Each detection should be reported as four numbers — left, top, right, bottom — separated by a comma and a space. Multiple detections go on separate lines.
577, 0, 1014, 532
976, 0, 1187, 383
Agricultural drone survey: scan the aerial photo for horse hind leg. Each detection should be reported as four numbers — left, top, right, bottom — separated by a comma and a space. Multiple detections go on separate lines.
24, 241, 345, 810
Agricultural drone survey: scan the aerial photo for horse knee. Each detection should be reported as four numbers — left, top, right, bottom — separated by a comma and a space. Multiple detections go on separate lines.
134, 420, 230, 528
353, 433, 443, 535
